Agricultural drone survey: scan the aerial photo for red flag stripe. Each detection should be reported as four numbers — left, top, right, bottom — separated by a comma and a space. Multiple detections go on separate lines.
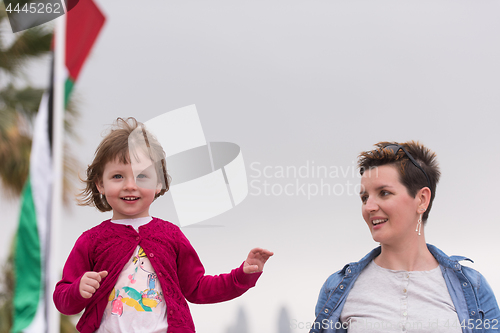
65, 0, 105, 81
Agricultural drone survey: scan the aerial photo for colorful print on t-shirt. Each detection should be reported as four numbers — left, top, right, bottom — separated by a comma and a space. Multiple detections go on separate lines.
96, 245, 168, 332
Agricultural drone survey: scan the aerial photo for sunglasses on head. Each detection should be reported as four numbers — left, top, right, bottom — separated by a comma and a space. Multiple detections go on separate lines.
382, 144, 432, 191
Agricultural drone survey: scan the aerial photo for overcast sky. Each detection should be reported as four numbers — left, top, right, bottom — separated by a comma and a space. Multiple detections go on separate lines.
2, 1, 500, 332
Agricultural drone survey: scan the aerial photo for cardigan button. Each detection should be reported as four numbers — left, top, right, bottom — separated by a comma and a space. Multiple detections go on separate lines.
136, 237, 140, 241
170, 310, 173, 315
149, 253, 154, 258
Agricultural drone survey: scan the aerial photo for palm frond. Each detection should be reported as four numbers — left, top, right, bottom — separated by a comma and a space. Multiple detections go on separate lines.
0, 84, 44, 118
0, 116, 31, 197
0, 238, 14, 333
0, 4, 81, 331
1, 27, 52, 75
0, 2, 7, 27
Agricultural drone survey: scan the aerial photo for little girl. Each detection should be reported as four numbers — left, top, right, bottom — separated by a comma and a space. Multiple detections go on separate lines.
53, 118, 273, 333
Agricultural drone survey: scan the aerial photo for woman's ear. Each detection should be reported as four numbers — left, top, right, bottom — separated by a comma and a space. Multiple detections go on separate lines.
417, 187, 431, 212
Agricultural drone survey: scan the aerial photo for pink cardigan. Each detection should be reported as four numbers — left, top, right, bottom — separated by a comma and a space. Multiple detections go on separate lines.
53, 217, 261, 332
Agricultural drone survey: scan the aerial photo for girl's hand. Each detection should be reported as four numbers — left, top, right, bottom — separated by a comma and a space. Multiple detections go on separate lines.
243, 248, 274, 274
79, 271, 108, 298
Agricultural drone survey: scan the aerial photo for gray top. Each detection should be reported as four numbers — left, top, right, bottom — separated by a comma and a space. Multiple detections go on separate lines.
339, 260, 462, 333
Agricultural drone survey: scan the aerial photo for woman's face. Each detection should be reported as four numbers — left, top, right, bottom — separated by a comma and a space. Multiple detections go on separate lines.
360, 164, 421, 246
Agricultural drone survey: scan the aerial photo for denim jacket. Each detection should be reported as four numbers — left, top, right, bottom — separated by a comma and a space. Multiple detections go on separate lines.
311, 244, 500, 333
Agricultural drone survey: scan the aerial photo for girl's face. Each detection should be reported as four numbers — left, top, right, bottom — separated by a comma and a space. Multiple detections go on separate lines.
360, 165, 422, 246
96, 152, 161, 220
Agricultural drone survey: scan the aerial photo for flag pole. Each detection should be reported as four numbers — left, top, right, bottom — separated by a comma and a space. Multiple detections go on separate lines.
48, 11, 66, 333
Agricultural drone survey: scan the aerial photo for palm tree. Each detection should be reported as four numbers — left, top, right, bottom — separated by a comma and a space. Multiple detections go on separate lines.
0, 2, 80, 331
0, 240, 14, 333
0, 4, 52, 197
0, 1, 80, 201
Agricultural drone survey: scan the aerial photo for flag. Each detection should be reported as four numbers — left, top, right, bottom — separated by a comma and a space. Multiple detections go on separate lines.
12, 1, 105, 332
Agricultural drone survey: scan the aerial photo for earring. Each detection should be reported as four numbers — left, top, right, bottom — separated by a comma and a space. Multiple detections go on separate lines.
415, 214, 422, 236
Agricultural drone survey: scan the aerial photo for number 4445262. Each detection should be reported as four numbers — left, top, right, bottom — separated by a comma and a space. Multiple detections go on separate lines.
5, 2, 62, 14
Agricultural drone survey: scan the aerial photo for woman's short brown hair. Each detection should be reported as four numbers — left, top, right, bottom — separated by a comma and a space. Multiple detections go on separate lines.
78, 117, 171, 212
357, 141, 440, 223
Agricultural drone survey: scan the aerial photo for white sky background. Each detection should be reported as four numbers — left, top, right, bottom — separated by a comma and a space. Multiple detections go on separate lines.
2, 0, 500, 332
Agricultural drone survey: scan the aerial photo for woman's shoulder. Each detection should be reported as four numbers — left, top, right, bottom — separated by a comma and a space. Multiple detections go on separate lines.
460, 265, 489, 290
427, 244, 483, 284
321, 247, 382, 290
431, 245, 495, 296
460, 265, 500, 315
323, 268, 345, 291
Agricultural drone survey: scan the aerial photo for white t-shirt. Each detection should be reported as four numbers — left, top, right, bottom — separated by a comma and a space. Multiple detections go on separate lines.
340, 260, 461, 333
96, 217, 168, 333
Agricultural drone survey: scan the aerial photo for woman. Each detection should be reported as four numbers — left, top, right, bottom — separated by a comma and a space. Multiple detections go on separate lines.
311, 141, 500, 333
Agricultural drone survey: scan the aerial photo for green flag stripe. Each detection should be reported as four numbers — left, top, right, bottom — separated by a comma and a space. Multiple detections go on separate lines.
12, 177, 42, 332
64, 78, 74, 107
